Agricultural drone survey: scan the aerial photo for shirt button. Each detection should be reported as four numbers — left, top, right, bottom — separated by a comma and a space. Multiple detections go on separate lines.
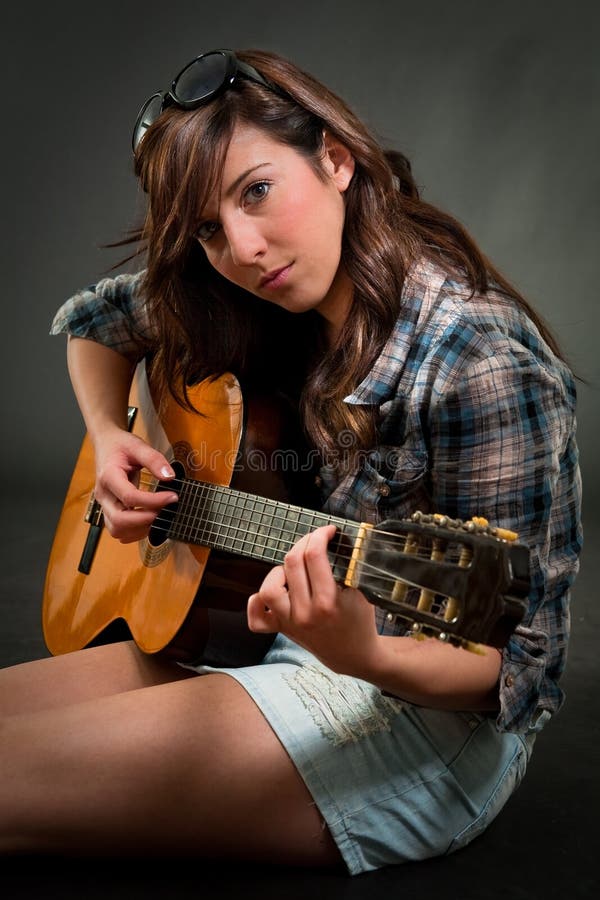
378, 483, 391, 497
314, 475, 322, 488
505, 674, 515, 688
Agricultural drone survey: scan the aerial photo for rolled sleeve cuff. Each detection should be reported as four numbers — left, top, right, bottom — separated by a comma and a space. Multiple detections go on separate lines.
496, 625, 558, 734
50, 272, 153, 361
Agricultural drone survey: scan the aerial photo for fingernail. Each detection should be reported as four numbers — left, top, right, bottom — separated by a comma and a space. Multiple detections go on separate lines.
161, 466, 174, 478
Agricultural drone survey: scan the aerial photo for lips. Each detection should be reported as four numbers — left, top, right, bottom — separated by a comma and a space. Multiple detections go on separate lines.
259, 264, 292, 290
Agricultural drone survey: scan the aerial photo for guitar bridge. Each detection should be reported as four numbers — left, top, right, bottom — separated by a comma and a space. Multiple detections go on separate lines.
84, 495, 104, 526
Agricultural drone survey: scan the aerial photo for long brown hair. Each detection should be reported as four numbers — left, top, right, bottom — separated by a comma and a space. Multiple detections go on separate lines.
129, 48, 565, 462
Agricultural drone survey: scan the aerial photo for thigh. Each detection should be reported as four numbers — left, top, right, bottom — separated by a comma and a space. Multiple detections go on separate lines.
0, 640, 195, 716
200, 636, 528, 874
1, 671, 341, 867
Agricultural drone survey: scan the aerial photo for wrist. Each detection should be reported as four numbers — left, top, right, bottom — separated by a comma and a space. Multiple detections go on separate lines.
88, 419, 130, 450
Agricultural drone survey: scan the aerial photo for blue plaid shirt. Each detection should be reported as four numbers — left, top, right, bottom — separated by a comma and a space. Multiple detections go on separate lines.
51, 259, 582, 735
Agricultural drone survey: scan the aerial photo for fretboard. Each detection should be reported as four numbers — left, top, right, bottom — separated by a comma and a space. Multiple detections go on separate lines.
165, 478, 361, 583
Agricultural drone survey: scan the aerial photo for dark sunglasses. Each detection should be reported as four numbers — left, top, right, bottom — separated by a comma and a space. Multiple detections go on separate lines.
132, 49, 286, 151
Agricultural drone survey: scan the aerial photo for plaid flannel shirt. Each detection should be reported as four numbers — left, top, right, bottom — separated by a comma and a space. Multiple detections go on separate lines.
51, 258, 582, 734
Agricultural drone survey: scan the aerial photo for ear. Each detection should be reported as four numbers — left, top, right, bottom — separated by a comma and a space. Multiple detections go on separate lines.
322, 131, 355, 192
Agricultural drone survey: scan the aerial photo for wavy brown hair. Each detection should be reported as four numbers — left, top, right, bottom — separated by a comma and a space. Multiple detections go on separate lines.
128, 48, 564, 464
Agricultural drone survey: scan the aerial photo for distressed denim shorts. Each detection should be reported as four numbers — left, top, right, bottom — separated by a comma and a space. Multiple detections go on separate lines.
189, 634, 533, 875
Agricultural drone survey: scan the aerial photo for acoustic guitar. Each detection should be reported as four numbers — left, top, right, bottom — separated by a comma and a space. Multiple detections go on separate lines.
42, 361, 530, 667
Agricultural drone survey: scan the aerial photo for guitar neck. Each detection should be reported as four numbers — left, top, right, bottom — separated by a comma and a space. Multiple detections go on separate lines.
164, 476, 360, 583
151, 471, 529, 652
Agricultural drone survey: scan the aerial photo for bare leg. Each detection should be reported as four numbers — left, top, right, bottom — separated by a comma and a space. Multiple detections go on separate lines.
0, 641, 195, 717
1, 666, 342, 867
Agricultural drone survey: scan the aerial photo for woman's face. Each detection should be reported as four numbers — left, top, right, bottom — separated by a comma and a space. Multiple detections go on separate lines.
196, 123, 355, 335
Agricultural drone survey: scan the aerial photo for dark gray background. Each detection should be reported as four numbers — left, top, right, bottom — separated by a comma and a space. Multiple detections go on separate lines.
2, 2, 597, 634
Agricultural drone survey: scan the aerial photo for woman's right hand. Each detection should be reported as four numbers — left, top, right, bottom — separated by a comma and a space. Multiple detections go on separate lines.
92, 427, 178, 543
65, 338, 179, 543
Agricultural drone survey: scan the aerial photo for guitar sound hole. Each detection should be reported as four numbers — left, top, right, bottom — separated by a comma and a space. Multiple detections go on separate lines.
147, 459, 185, 548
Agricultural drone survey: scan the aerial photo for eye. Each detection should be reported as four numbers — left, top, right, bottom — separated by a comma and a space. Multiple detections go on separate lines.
196, 221, 221, 243
243, 180, 271, 206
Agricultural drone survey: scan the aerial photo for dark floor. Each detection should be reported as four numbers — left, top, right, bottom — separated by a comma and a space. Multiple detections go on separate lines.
1, 493, 598, 899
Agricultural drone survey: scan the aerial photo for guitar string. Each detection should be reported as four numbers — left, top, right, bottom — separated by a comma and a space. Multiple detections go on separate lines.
136, 468, 473, 559
140, 529, 462, 608
108, 473, 472, 599
153, 484, 351, 546
145, 513, 452, 604
153, 510, 445, 559
128, 473, 469, 568
149, 499, 446, 558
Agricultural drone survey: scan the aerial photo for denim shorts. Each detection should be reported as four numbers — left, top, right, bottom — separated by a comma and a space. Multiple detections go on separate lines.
188, 634, 533, 875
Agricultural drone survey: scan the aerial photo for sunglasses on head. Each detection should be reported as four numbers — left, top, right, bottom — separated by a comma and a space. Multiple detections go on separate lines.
132, 49, 286, 151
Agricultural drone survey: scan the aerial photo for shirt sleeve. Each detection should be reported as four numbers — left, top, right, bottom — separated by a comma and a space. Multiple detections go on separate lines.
50, 270, 156, 360
428, 328, 582, 734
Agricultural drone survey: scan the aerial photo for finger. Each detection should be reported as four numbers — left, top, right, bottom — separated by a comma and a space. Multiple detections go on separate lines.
246, 565, 290, 632
257, 564, 289, 603
283, 525, 337, 617
246, 592, 282, 633
102, 505, 159, 543
126, 440, 176, 483
301, 525, 338, 600
98, 465, 178, 512
121, 480, 178, 511
286, 524, 337, 567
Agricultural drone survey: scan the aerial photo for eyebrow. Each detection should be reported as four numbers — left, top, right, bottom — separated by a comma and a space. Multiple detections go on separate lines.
224, 162, 271, 198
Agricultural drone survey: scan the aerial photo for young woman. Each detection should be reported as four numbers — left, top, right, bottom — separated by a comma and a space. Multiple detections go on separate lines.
0, 49, 582, 874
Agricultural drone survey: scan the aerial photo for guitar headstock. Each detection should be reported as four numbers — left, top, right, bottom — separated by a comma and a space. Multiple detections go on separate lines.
352, 511, 530, 650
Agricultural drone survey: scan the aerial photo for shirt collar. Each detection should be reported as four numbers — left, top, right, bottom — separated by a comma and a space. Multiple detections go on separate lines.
343, 257, 448, 406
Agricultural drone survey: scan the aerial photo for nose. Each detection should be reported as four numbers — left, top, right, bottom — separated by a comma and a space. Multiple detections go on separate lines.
225, 216, 267, 268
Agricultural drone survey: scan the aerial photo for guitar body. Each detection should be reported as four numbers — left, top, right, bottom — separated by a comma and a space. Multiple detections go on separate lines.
42, 364, 315, 665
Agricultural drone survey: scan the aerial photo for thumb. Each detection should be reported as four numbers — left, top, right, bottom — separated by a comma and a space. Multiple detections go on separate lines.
135, 441, 176, 482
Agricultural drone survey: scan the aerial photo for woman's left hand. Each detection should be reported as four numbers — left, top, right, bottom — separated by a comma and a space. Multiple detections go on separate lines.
247, 524, 381, 677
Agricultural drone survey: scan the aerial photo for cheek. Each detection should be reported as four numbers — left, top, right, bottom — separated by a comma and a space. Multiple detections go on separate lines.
275, 193, 309, 239
283, 184, 344, 248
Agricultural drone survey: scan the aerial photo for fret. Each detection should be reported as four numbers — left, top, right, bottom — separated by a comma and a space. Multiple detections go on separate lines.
190, 480, 207, 544
188, 481, 213, 546
277, 504, 301, 560
178, 477, 195, 544
250, 495, 268, 559
231, 492, 252, 555
170, 479, 336, 563
214, 486, 231, 551
262, 497, 286, 560
329, 523, 360, 583
282, 504, 300, 538
238, 491, 267, 558
245, 495, 264, 553
239, 491, 266, 558
166, 478, 361, 589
